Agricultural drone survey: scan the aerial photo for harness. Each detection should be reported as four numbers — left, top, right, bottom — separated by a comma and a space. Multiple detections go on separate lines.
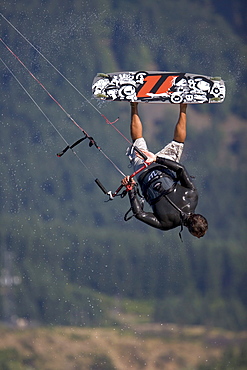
138, 165, 177, 205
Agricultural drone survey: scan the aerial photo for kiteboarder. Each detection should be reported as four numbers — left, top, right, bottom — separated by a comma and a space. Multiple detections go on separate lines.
121, 103, 208, 238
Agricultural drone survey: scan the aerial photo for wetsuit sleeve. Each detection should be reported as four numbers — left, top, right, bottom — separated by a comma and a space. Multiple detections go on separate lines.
128, 188, 164, 229
156, 157, 195, 190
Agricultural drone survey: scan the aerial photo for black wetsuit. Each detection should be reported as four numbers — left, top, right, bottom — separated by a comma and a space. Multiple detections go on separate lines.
128, 157, 198, 230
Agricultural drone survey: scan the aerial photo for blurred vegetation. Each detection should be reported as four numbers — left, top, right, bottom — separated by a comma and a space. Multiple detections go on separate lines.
0, 0, 246, 331
0, 324, 246, 370
197, 344, 247, 370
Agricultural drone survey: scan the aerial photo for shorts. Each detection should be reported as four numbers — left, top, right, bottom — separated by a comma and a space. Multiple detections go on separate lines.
127, 137, 184, 176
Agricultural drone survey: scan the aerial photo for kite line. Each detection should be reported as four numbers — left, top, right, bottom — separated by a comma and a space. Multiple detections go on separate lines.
0, 12, 131, 145
0, 13, 134, 183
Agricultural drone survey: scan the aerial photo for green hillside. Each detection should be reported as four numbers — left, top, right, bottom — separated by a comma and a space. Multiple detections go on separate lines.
0, 0, 246, 331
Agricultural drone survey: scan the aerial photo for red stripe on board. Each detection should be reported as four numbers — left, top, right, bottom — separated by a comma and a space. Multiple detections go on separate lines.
137, 75, 162, 98
156, 75, 178, 94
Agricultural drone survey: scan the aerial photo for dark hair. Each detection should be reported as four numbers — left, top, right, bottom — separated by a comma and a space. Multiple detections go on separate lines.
186, 214, 208, 238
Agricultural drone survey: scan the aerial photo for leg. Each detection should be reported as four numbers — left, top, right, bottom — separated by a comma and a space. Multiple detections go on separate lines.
129, 103, 156, 165
173, 104, 187, 143
130, 102, 143, 141
155, 104, 187, 162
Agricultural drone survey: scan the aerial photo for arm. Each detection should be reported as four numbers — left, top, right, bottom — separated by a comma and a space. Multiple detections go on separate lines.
121, 177, 164, 229
128, 187, 165, 229
156, 157, 195, 190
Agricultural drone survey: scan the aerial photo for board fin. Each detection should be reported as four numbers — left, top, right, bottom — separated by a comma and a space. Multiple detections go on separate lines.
211, 77, 222, 81
97, 73, 110, 78
95, 93, 108, 99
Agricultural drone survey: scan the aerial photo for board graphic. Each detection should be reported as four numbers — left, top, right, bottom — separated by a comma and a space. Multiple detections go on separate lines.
92, 71, 225, 104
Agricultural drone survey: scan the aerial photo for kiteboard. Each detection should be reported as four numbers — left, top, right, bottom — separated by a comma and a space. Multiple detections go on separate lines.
92, 71, 225, 104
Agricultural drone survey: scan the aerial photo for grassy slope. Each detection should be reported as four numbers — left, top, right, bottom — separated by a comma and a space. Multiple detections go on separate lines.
0, 322, 246, 370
